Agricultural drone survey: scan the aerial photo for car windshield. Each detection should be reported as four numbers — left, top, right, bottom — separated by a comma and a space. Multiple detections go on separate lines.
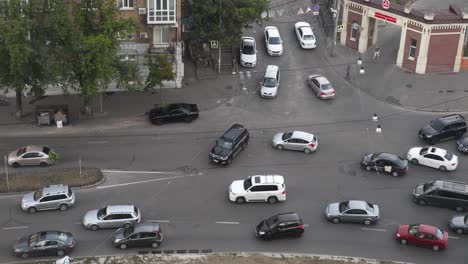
216, 138, 233, 150
303, 34, 315, 40
423, 182, 435, 193
269, 37, 281, 44
444, 152, 453, 160
17, 147, 27, 156
282, 132, 293, 140
97, 207, 107, 220
242, 43, 255, 54
338, 201, 349, 213
420, 147, 429, 155
243, 177, 253, 190
28, 233, 40, 246
33, 190, 43, 201
267, 216, 278, 227
321, 83, 333, 90
56, 232, 68, 242
263, 77, 277, 88
430, 120, 444, 131
123, 225, 134, 237
435, 228, 444, 240
365, 203, 374, 213
390, 156, 407, 167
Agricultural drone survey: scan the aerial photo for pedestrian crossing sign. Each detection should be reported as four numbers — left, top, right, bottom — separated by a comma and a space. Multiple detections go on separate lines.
210, 40, 219, 49
337, 25, 344, 32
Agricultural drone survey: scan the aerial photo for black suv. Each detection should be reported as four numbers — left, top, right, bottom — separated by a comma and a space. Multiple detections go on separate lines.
209, 124, 249, 165
112, 223, 163, 249
419, 114, 467, 144
413, 179, 468, 212
255, 212, 304, 240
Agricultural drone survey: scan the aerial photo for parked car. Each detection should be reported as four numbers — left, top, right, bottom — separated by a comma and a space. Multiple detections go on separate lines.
413, 179, 468, 212
294, 22, 316, 49
448, 214, 468, 235
307, 74, 335, 99
240, 36, 257, 67
457, 136, 468, 153
407, 146, 458, 171
264, 26, 283, 56
325, 200, 380, 225
13, 231, 75, 259
149, 103, 199, 125
229, 175, 286, 204
395, 224, 448, 251
419, 114, 466, 144
260, 65, 280, 98
209, 124, 249, 165
255, 212, 304, 240
8, 145, 55, 167
272, 130, 317, 154
360, 152, 408, 177
22, 184, 75, 214
113, 223, 163, 249
83, 205, 141, 231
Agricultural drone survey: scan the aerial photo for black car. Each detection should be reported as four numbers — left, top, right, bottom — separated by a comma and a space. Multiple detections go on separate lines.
457, 136, 468, 153
113, 223, 163, 249
413, 179, 468, 212
255, 212, 304, 240
149, 103, 199, 125
209, 124, 249, 165
448, 214, 468, 235
419, 114, 466, 144
13, 231, 74, 259
360, 152, 408, 177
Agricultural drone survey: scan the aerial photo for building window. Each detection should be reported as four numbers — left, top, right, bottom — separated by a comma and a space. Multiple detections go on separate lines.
154, 25, 169, 45
350, 20, 358, 41
119, 0, 133, 9
409, 38, 417, 59
148, 0, 176, 24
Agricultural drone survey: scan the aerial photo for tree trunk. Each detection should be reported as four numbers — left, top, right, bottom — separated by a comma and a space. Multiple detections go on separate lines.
15, 90, 23, 119
82, 96, 94, 116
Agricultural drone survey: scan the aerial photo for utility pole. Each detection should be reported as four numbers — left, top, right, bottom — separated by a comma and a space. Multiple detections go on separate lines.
218, 0, 222, 74
331, 0, 341, 57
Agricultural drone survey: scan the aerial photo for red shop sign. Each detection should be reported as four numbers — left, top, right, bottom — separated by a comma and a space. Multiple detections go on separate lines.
375, 12, 396, 23
382, 0, 390, 9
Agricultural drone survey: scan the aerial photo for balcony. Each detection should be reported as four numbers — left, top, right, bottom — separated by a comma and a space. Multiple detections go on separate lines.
147, 0, 176, 25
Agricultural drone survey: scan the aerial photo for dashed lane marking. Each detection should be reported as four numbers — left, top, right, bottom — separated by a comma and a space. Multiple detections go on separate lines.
215, 221, 240, 225
303, 224, 310, 227
87, 141, 109, 144
2, 226, 28, 230
147, 220, 170, 223
96, 175, 191, 189
101, 170, 180, 175
361, 228, 387, 232
448, 236, 459, 239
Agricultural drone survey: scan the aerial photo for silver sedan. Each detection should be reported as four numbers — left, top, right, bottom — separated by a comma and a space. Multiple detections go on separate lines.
307, 74, 335, 99
325, 200, 380, 225
272, 131, 318, 154
7, 145, 54, 167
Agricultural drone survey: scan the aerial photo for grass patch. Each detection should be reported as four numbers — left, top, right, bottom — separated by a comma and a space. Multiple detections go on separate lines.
0, 167, 103, 193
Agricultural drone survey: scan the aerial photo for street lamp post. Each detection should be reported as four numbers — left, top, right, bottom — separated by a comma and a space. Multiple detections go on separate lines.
218, 0, 222, 74
331, 0, 341, 57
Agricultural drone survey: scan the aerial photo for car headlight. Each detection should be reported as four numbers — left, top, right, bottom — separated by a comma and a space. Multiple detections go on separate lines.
426, 135, 432, 138
220, 156, 228, 160
396, 233, 400, 237
114, 238, 122, 243
14, 248, 22, 252
259, 231, 265, 235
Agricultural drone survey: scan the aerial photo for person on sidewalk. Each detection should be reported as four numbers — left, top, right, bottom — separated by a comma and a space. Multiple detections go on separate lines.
372, 47, 380, 60
345, 64, 351, 80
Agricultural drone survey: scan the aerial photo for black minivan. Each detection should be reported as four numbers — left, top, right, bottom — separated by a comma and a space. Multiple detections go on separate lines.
413, 179, 468, 212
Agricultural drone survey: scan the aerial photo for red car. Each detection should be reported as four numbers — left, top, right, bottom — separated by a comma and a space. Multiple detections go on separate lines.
396, 224, 448, 251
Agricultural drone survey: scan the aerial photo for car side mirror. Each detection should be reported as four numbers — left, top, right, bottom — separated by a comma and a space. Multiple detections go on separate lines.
259, 82, 263, 85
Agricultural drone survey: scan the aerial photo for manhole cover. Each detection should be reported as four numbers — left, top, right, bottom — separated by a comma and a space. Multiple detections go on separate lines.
225, 85, 233, 90
405, 84, 413, 88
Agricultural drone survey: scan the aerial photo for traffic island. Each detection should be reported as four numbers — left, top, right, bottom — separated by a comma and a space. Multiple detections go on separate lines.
0, 167, 103, 193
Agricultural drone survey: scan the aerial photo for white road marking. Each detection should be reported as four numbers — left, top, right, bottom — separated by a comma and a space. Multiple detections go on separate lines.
2, 226, 28, 230
96, 175, 191, 189
74, 222, 82, 225
361, 228, 387, 232
303, 224, 310, 227
215, 221, 240, 225
246, 71, 251, 79
239, 72, 245, 80
101, 170, 180, 175
87, 141, 109, 144
147, 220, 170, 223
448, 236, 459, 239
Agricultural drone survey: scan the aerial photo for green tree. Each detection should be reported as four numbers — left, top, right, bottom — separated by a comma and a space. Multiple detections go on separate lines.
145, 55, 175, 91
187, 0, 268, 45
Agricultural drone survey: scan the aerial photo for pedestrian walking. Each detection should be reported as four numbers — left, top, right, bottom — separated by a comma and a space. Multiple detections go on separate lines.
372, 47, 380, 60
345, 64, 351, 80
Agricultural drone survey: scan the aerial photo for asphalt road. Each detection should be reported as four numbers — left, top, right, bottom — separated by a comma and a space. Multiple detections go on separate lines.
0, 1, 467, 264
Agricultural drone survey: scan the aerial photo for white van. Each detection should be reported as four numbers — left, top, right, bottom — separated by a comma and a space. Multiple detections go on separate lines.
260, 65, 280, 98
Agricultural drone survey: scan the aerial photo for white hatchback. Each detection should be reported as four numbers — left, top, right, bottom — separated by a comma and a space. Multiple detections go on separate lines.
264, 26, 283, 56
407, 146, 458, 171
229, 175, 286, 204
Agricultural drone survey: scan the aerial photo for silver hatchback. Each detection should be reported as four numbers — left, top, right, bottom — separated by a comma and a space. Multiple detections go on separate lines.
272, 131, 318, 154
83, 205, 141, 231
325, 200, 380, 225
8, 145, 55, 167
22, 185, 75, 214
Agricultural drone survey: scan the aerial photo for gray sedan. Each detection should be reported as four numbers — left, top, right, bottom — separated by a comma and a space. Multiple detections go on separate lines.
325, 200, 380, 225
272, 131, 318, 154
449, 214, 468, 235
8, 145, 54, 167
307, 74, 335, 99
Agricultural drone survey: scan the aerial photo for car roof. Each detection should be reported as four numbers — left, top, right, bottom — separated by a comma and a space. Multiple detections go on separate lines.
42, 184, 69, 195
265, 26, 280, 36
107, 205, 135, 214
277, 212, 301, 222
299, 26, 313, 35
426, 147, 447, 156
439, 114, 465, 123
434, 180, 468, 192
222, 124, 246, 141
291, 131, 314, 141
315, 76, 330, 85
418, 224, 438, 234
38, 231, 69, 241
348, 200, 368, 210
251, 175, 284, 185
134, 223, 160, 233
377, 153, 403, 162
25, 145, 45, 152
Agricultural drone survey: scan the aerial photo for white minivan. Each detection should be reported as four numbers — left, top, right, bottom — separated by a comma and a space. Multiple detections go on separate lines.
260, 65, 280, 98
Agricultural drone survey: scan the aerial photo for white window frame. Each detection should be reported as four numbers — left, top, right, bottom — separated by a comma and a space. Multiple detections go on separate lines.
409, 38, 417, 60
350, 21, 358, 41
153, 25, 170, 46
118, 0, 133, 9
148, 0, 176, 24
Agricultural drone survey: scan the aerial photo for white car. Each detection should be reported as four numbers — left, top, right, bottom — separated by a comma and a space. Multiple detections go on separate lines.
294, 22, 316, 49
229, 175, 286, 204
264, 26, 283, 56
240, 37, 257, 67
272, 130, 318, 154
407, 146, 458, 171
